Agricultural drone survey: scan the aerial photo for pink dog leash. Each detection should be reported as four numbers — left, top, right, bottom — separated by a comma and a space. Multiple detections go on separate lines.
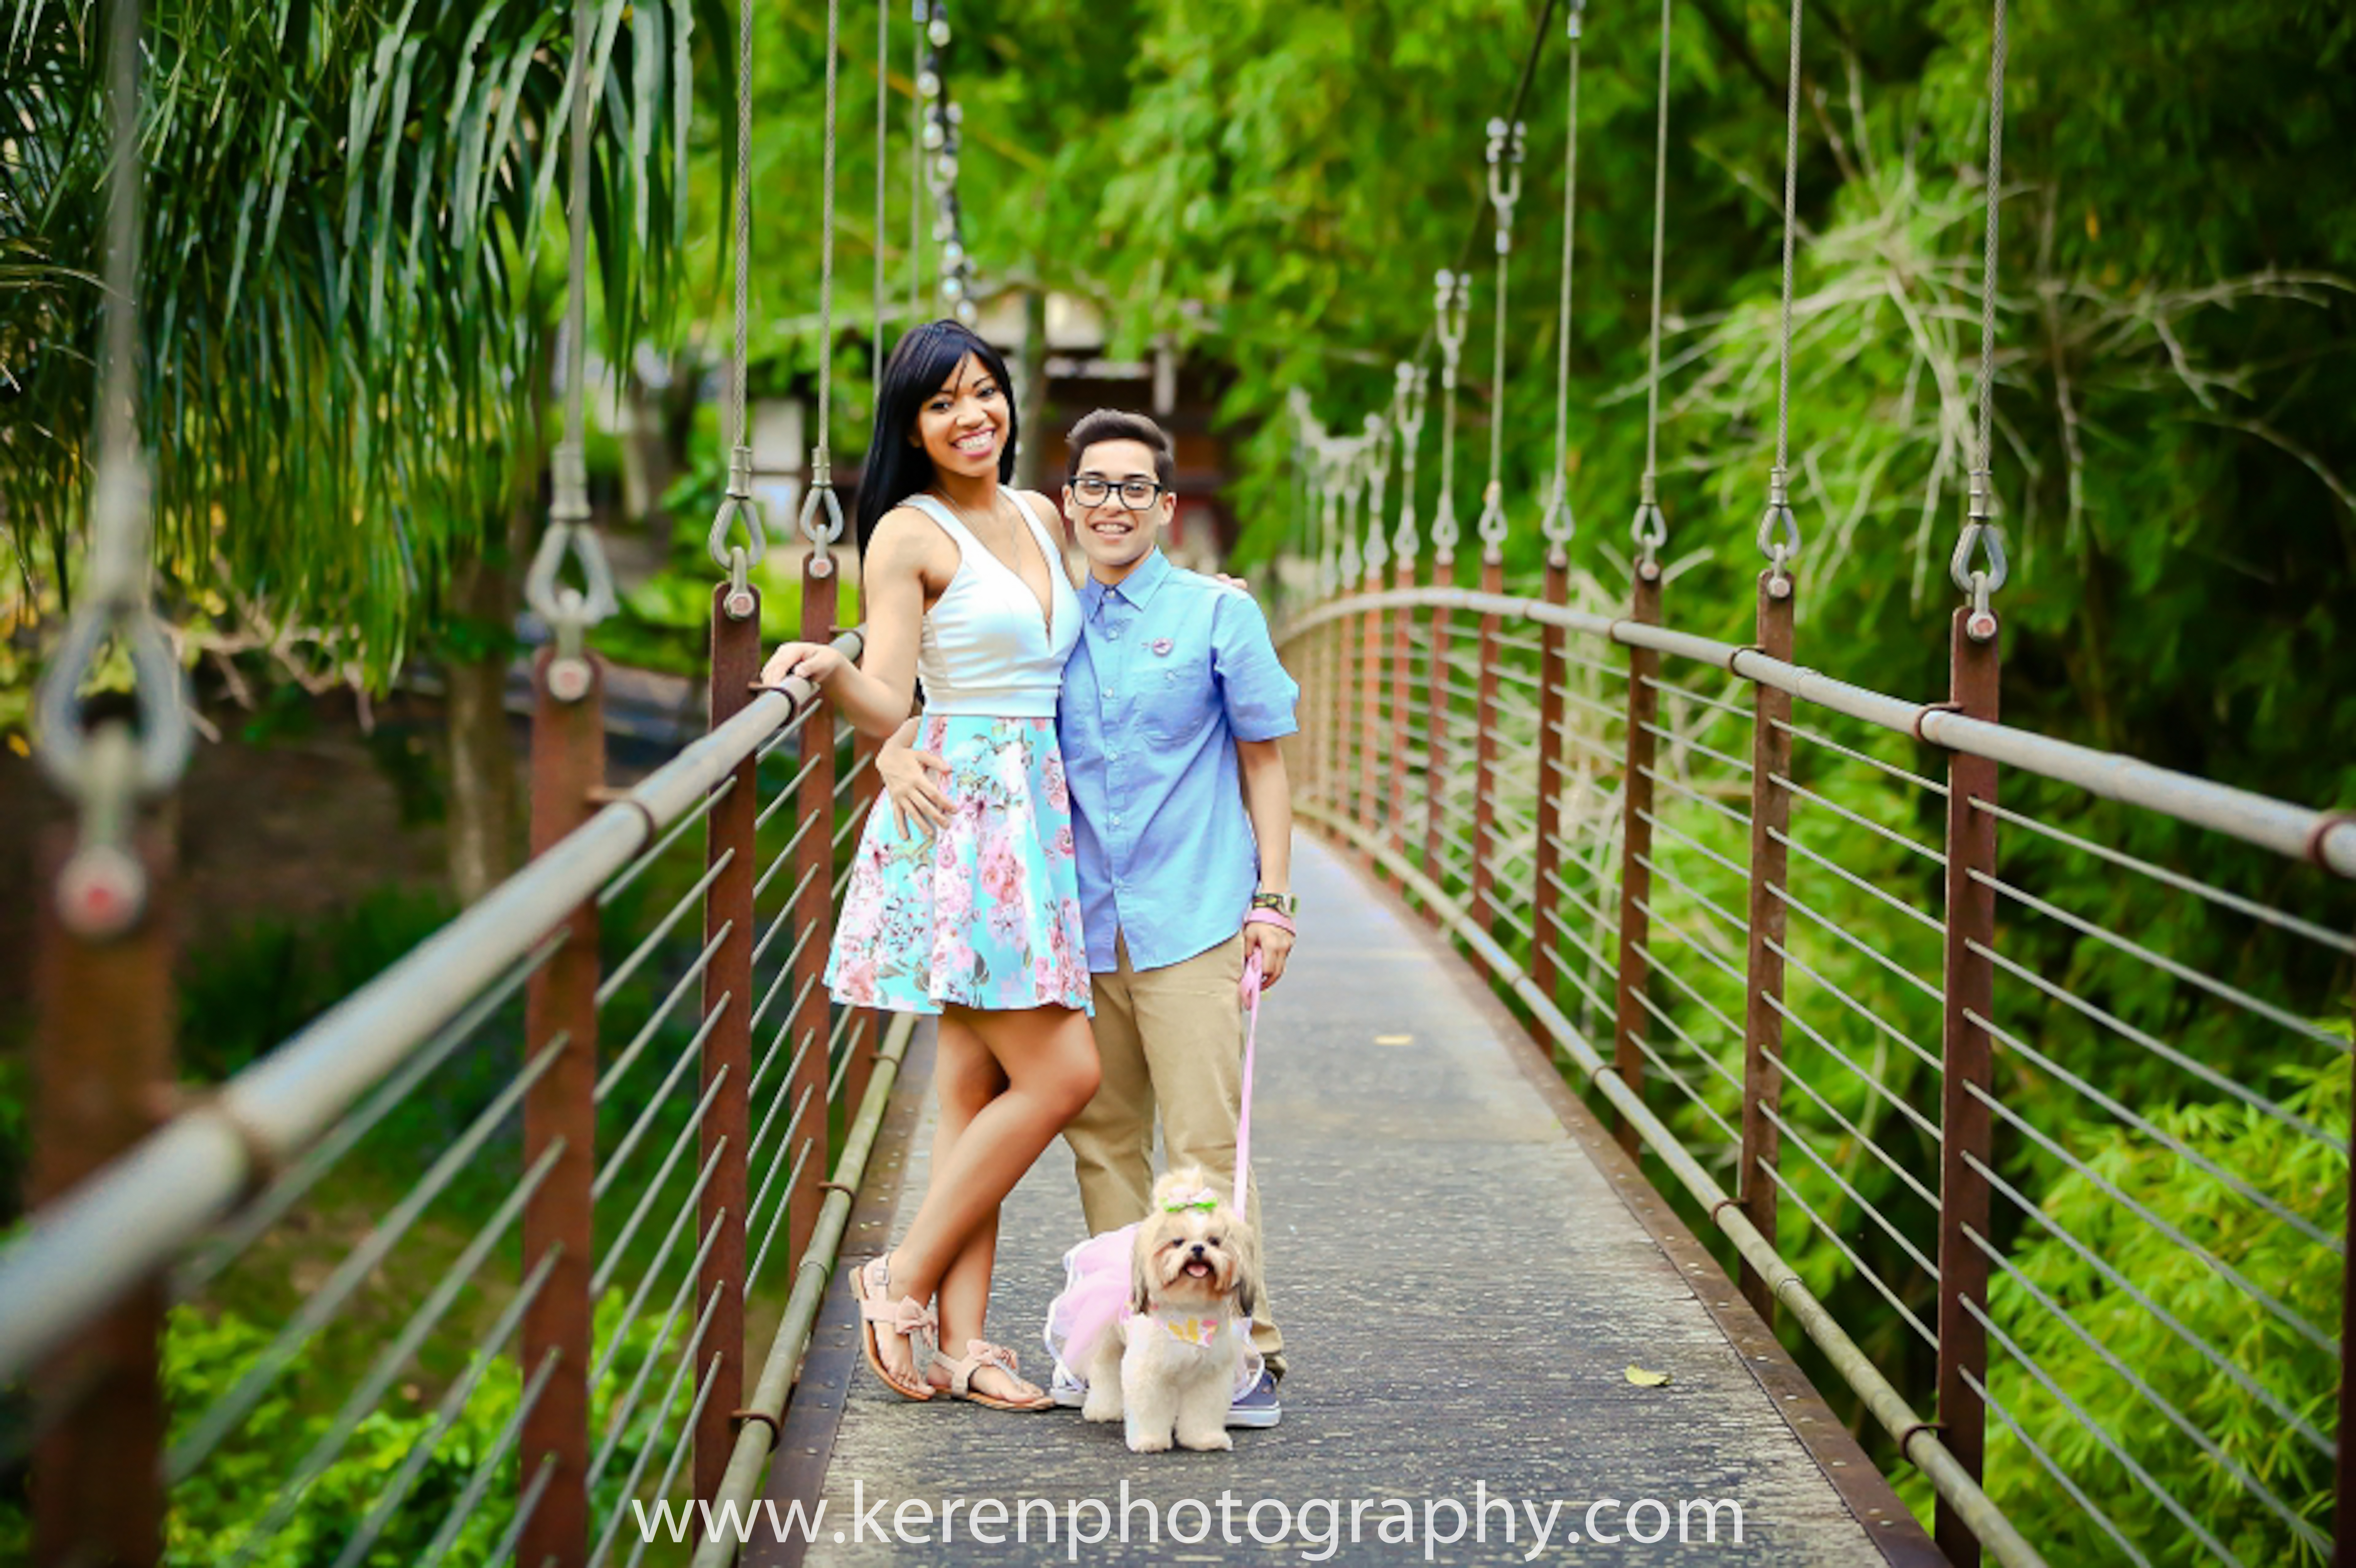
1233, 906, 1289, 1212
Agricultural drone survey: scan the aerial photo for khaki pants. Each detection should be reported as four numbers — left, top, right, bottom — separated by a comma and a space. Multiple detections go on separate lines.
1064, 932, 1285, 1378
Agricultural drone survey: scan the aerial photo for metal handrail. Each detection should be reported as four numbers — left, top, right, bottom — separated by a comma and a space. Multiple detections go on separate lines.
1286, 585, 2356, 877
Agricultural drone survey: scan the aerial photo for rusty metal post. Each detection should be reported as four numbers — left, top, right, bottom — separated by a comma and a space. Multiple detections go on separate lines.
1421, 582, 1454, 903
1329, 612, 1348, 810
1609, 572, 1663, 1159
1356, 565, 1384, 860
788, 554, 839, 1275
695, 586, 758, 1508
1737, 571, 1797, 1327
1384, 557, 1416, 891
31, 818, 172, 1568
1529, 555, 1570, 1020
1935, 606, 1999, 1568
1471, 556, 1505, 917
521, 647, 604, 1568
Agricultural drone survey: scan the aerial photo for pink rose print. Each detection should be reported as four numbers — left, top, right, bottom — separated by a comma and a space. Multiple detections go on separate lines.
836, 955, 878, 1005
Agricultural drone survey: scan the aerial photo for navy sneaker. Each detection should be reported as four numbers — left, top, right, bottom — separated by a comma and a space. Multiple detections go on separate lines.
1227, 1370, 1282, 1429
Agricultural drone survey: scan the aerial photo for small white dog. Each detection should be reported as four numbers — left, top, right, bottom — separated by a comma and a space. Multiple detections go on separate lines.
1081, 1167, 1261, 1453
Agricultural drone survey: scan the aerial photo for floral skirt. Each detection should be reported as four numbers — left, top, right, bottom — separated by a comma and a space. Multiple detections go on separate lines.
826, 714, 1092, 1015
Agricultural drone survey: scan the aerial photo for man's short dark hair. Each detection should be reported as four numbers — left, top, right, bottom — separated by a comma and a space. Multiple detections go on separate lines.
1064, 408, 1176, 490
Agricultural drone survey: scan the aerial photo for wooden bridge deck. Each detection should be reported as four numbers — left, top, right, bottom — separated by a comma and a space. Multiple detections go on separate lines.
756, 836, 1943, 1566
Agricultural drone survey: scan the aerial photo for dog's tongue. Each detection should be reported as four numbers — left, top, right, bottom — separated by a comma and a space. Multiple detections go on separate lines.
1184, 1260, 1213, 1278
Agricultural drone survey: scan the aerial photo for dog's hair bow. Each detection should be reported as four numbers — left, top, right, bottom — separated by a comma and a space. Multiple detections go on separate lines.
1161, 1188, 1219, 1213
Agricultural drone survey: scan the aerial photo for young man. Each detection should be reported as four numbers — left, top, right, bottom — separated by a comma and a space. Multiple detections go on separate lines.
878, 408, 1299, 1425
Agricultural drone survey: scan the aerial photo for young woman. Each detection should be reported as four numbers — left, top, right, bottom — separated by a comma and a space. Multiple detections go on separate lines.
759, 320, 1096, 1411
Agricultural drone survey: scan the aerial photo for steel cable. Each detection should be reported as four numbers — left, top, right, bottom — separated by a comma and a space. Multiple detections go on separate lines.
323, 1249, 562, 1568
170, 1041, 566, 1478
1965, 1229, 2332, 1554
598, 851, 735, 1007
1968, 941, 2337, 1144
1964, 1151, 2333, 1459
594, 1027, 728, 1203
1961, 1093, 2333, 1353
601, 777, 739, 908
595, 924, 733, 1102
175, 933, 563, 1299
415, 1351, 559, 1568
218, 1144, 565, 1566
1960, 1298, 2242, 1566
589, 1294, 726, 1568
1748, 1157, 1936, 1350
591, 1220, 724, 1488
592, 1140, 727, 1331
1969, 870, 2351, 1057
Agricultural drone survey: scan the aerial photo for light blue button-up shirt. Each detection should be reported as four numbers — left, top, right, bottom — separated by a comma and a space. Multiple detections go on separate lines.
1058, 549, 1300, 973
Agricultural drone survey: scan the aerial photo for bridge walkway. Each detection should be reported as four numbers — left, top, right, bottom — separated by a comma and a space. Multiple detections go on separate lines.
764, 836, 1939, 1566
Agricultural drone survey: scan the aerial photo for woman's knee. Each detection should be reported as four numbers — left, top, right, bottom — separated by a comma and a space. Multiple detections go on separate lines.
935, 1020, 1009, 1119
1052, 1036, 1102, 1120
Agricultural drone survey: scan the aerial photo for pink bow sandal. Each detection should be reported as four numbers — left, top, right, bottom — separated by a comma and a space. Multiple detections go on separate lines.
850, 1255, 937, 1401
930, 1339, 1052, 1412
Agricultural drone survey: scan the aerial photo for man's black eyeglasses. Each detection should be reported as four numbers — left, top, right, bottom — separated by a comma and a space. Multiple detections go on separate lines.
1069, 476, 1165, 510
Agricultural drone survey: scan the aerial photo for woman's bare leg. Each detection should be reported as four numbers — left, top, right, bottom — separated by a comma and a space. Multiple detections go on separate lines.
886, 1003, 1098, 1313
927, 1017, 1007, 1386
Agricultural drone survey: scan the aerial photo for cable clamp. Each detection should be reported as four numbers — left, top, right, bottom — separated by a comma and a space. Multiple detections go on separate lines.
34, 454, 193, 825
1432, 271, 1472, 372
730, 1408, 782, 1451
1630, 486, 1668, 583
1476, 480, 1509, 555
1950, 471, 2008, 603
798, 446, 846, 569
2300, 810, 2356, 876
1486, 119, 1526, 247
1910, 699, 1964, 747
525, 509, 617, 704
1539, 472, 1577, 551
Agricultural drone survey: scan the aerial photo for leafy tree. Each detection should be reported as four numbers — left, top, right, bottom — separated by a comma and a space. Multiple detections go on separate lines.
3, 0, 701, 893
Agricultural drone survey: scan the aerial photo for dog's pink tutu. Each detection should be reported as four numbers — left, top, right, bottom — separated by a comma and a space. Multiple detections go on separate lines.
1042, 1224, 1262, 1399
1041, 954, 1269, 1401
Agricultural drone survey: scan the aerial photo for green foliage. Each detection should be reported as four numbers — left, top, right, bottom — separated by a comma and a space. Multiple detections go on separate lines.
1979, 1051, 2348, 1566
153, 1287, 691, 1567
179, 886, 459, 1082
3, 0, 703, 682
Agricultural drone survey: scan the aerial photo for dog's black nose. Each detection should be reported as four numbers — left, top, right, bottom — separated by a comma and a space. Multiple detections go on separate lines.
1188, 1243, 1205, 1257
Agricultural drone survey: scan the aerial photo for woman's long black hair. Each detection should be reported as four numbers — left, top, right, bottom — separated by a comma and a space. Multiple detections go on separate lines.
855, 320, 1020, 559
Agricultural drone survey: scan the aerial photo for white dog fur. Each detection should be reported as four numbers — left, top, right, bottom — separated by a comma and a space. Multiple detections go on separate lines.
1081, 1167, 1261, 1453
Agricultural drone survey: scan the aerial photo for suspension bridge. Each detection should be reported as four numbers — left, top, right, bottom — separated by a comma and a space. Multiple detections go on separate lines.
6, 0, 2351, 1564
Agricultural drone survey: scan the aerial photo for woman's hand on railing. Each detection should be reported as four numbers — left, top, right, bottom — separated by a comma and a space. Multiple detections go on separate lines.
759, 640, 848, 691
878, 734, 953, 838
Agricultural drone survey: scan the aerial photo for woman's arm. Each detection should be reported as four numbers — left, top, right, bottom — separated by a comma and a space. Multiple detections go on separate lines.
759, 514, 930, 738
1236, 737, 1295, 987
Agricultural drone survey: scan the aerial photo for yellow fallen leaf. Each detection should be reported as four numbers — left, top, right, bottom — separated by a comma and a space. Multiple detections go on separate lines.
1373, 1033, 1414, 1046
1625, 1365, 1671, 1387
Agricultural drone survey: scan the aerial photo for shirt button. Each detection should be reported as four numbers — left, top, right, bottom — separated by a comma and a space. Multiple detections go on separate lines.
1112, 814, 1124, 826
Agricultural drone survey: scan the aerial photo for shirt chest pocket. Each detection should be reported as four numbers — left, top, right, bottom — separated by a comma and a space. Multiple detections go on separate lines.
1139, 643, 1215, 744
